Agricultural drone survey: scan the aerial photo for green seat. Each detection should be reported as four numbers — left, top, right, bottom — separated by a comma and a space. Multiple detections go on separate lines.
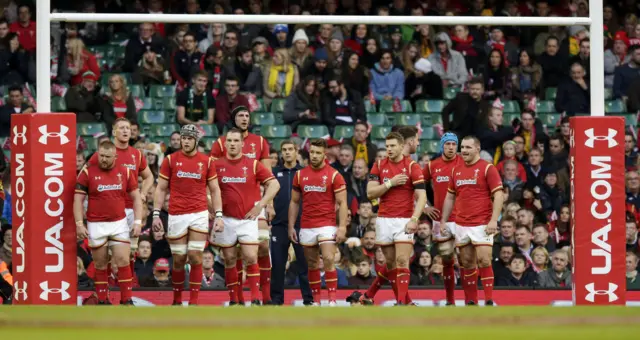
251, 112, 276, 126
370, 126, 392, 139
416, 100, 447, 113
261, 125, 292, 138
140, 97, 154, 110
622, 113, 637, 127
604, 88, 613, 100
77, 123, 107, 136
545, 87, 557, 101
364, 100, 377, 113
333, 125, 354, 139
201, 137, 217, 151
418, 127, 435, 140
297, 125, 330, 139
255, 98, 267, 112
535, 100, 555, 113
504, 113, 520, 124
395, 113, 421, 126
366, 113, 387, 125
539, 113, 561, 127
138, 110, 167, 124
199, 125, 218, 138
52, 96, 67, 112
129, 85, 145, 98
443, 87, 461, 100
270, 99, 286, 113
162, 97, 177, 112
91, 45, 110, 59
268, 138, 288, 150
2, 149, 10, 160
422, 113, 443, 125
385, 113, 396, 126
502, 101, 520, 113
420, 140, 440, 153
112, 46, 125, 59
379, 99, 412, 113
150, 85, 176, 98
148, 124, 179, 137
605, 100, 625, 114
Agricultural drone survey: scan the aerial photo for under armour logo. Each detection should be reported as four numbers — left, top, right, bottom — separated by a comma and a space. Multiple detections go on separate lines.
585, 128, 618, 149
176, 162, 183, 166
585, 282, 618, 302
435, 168, 442, 173
38, 125, 70, 145
456, 172, 461, 176
382, 169, 389, 173
94, 176, 101, 180
39, 281, 71, 301
13, 281, 27, 300
303, 177, 309, 181
12, 125, 27, 145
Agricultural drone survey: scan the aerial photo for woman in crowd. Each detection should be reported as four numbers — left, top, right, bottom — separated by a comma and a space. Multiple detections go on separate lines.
144, 143, 163, 179
289, 29, 313, 71
263, 48, 299, 106
510, 49, 543, 104
361, 38, 381, 69
405, 58, 443, 107
410, 250, 443, 286
99, 74, 137, 131
400, 42, 420, 76
483, 48, 511, 100
132, 46, 170, 93
283, 76, 321, 131
530, 247, 550, 274
65, 37, 100, 87
413, 24, 435, 58
341, 51, 369, 96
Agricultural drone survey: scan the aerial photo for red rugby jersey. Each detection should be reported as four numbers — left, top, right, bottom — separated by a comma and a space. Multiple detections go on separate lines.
447, 159, 503, 226
423, 155, 463, 222
369, 156, 424, 218
76, 165, 137, 222
215, 156, 275, 220
292, 164, 346, 229
210, 132, 270, 161
159, 151, 217, 215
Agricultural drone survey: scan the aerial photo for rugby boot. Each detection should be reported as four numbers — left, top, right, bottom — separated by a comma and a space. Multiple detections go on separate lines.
485, 300, 495, 306
120, 299, 134, 306
97, 300, 112, 305
251, 299, 262, 306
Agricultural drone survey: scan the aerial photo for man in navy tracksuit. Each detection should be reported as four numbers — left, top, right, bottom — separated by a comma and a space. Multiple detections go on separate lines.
270, 141, 313, 305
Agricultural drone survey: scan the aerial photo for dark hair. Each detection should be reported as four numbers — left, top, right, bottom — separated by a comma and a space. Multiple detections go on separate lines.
500, 215, 517, 225
517, 49, 535, 66
386, 132, 404, 144
510, 253, 527, 265
171, 131, 180, 137
532, 223, 547, 232
269, 147, 277, 154
183, 31, 197, 41
580, 37, 590, 45
328, 74, 343, 85
0, 19, 8, 27
379, 48, 393, 60
521, 108, 536, 118
279, 139, 297, 150
8, 85, 22, 94
545, 35, 559, 45
548, 134, 563, 144
227, 127, 244, 140
397, 126, 418, 140
225, 75, 240, 85
310, 138, 328, 149
237, 45, 252, 57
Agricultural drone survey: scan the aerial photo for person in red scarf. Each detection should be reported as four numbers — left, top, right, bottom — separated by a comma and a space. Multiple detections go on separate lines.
484, 27, 519, 67
450, 25, 483, 73
496, 141, 528, 182
99, 74, 138, 132
201, 45, 224, 98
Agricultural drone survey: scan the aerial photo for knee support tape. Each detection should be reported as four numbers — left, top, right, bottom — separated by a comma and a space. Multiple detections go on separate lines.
170, 243, 188, 255
187, 240, 207, 252
438, 240, 455, 257
258, 229, 270, 241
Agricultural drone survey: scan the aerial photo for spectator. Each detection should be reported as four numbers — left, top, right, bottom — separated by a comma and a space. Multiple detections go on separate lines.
215, 76, 250, 131
537, 36, 567, 88
230, 9, 261, 48
348, 200, 374, 238
413, 24, 435, 59
139, 258, 172, 288
605, 32, 631, 88
536, 250, 572, 288
183, 0, 206, 40
369, 49, 404, 102
497, 141, 528, 181
627, 170, 640, 210
271, 24, 291, 50
221, 30, 239, 63
252, 37, 271, 71
532, 224, 556, 253
428, 32, 467, 88
99, 74, 138, 130
133, 239, 156, 281
341, 51, 370, 97
312, 24, 333, 50
485, 27, 519, 67
515, 225, 534, 261
548, 205, 571, 244
530, 246, 550, 273
477, 100, 514, 160
0, 32, 30, 86
569, 38, 590, 81
496, 253, 537, 287
222, 46, 263, 97
441, 77, 490, 138
410, 251, 442, 286
124, 23, 166, 72
544, 135, 569, 172
399, 42, 419, 76
76, 150, 86, 175
321, 76, 366, 132
170, 31, 203, 88
327, 28, 346, 70
146, 0, 166, 38
202, 45, 225, 98
613, 45, 640, 100
198, 23, 225, 53
483, 49, 511, 100
0, 85, 33, 137
350, 121, 377, 168
346, 158, 368, 201
332, 144, 354, 178
386, 25, 403, 57
493, 242, 515, 281
361, 38, 381, 69
0, 19, 10, 45
164, 131, 181, 156
64, 38, 100, 87
301, 48, 332, 92
132, 46, 170, 91
627, 219, 639, 253
627, 76, 640, 112
176, 71, 215, 126
289, 29, 312, 71
538, 171, 567, 215
413, 220, 434, 256
524, 148, 546, 189
555, 62, 590, 115
263, 48, 300, 106
502, 160, 525, 202
283, 76, 322, 131
513, 135, 528, 164
0, 227, 10, 268
201, 249, 225, 289
9, 4, 34, 52
562, 26, 589, 58
405, 58, 443, 107
348, 257, 375, 286
129, 122, 143, 147
65, 71, 102, 122
625, 133, 638, 170
517, 109, 546, 154
166, 24, 188, 56
77, 256, 93, 289
144, 143, 162, 178
627, 252, 640, 288
510, 49, 543, 104
451, 25, 483, 73
494, 216, 516, 251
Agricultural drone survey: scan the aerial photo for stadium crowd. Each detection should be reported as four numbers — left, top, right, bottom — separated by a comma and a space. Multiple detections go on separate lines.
1, 0, 640, 304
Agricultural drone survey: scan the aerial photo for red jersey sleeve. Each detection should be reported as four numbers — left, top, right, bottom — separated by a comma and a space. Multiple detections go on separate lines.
254, 160, 275, 184
76, 167, 89, 195
410, 161, 425, 186
292, 171, 301, 191
259, 136, 270, 160
207, 157, 218, 181
210, 138, 224, 159
369, 160, 381, 182
485, 163, 504, 194
126, 168, 139, 193
332, 171, 347, 193
423, 161, 432, 182
138, 149, 148, 172
159, 155, 172, 180
447, 168, 457, 194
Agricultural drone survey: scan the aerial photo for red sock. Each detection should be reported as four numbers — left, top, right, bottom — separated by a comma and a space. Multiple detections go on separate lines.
462, 268, 478, 304
172, 269, 186, 304
246, 263, 261, 302
388, 268, 398, 300
479, 266, 494, 302
258, 255, 272, 303
366, 264, 387, 298
308, 269, 322, 303
443, 258, 456, 304
188, 263, 203, 305
324, 270, 338, 302
95, 268, 109, 302
117, 265, 133, 303
235, 258, 245, 303
224, 267, 238, 303
396, 268, 410, 304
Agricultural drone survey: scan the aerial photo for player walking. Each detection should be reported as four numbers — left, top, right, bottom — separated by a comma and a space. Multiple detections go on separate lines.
288, 139, 348, 306
439, 136, 504, 305
210, 128, 281, 305
210, 106, 274, 304
74, 141, 144, 305
88, 118, 154, 251
367, 132, 427, 305
152, 124, 224, 306
423, 132, 464, 306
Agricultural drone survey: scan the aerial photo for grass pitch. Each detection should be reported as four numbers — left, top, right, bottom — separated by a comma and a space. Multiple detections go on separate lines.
1, 306, 639, 339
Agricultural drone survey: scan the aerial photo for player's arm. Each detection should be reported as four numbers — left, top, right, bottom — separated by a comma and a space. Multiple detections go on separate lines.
487, 165, 505, 225
335, 189, 348, 239
207, 178, 223, 216
259, 178, 280, 208
74, 170, 89, 239
153, 177, 169, 214
491, 190, 504, 223
139, 166, 154, 202
288, 188, 301, 233
129, 189, 143, 231
440, 191, 456, 223
410, 162, 427, 222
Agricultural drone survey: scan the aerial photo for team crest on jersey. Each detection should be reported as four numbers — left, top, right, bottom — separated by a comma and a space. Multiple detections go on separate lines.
197, 162, 204, 173
474, 169, 480, 178
244, 143, 257, 159
242, 166, 248, 177
122, 154, 137, 171
116, 173, 123, 183
322, 175, 328, 185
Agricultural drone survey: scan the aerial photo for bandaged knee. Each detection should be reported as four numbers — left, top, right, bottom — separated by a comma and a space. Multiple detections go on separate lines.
438, 241, 455, 257
258, 229, 270, 241
187, 240, 207, 252
170, 243, 188, 255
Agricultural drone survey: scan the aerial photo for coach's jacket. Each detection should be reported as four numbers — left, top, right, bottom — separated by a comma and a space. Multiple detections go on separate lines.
271, 163, 303, 228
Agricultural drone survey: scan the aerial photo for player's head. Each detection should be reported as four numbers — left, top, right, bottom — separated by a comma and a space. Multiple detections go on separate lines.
225, 128, 245, 157
112, 118, 131, 143
385, 132, 404, 160
397, 126, 419, 155
232, 106, 251, 132
180, 124, 201, 154
280, 140, 298, 164
309, 139, 327, 168
460, 135, 481, 163
440, 132, 458, 159
97, 140, 117, 170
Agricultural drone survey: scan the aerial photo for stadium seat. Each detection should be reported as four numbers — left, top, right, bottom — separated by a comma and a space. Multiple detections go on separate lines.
162, 97, 177, 112
254, 98, 267, 112
270, 99, 286, 113
2, 149, 10, 160
129, 85, 145, 98
138, 110, 166, 124
422, 113, 443, 125
148, 124, 179, 137
77, 123, 107, 136
201, 137, 217, 151
379, 99, 412, 113
140, 97, 154, 110
443, 87, 461, 100
605, 100, 625, 113
502, 101, 520, 113
420, 140, 440, 153
52, 96, 66, 112
385, 113, 396, 126
604, 88, 613, 100
91, 45, 109, 59
370, 126, 392, 140
539, 113, 561, 127
364, 100, 377, 113
150, 85, 176, 98
297, 125, 330, 138
622, 113, 637, 127
261, 125, 292, 138
396, 113, 421, 126
418, 127, 435, 140
268, 138, 288, 150
274, 113, 284, 124
504, 113, 520, 124
545, 87, 557, 101
416, 100, 447, 113
251, 112, 276, 126
535, 100, 555, 113
199, 124, 218, 138
333, 125, 354, 139
366, 113, 387, 125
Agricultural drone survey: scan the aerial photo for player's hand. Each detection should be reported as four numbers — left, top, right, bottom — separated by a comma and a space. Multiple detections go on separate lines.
131, 223, 142, 238
390, 174, 409, 187
77, 224, 88, 241
335, 227, 347, 244
485, 220, 498, 236
213, 218, 224, 233
266, 204, 276, 222
141, 193, 147, 204
405, 219, 418, 234
152, 216, 164, 232
244, 205, 263, 220
288, 228, 298, 244
423, 206, 441, 220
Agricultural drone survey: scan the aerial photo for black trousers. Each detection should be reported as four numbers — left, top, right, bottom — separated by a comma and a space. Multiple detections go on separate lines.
270, 225, 313, 305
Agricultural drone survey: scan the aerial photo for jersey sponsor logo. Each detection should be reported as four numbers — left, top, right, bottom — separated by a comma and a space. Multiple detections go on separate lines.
221, 176, 247, 183
122, 163, 137, 171
176, 170, 202, 179
97, 184, 123, 192
456, 179, 477, 186
435, 176, 450, 183
244, 152, 256, 159
303, 185, 327, 192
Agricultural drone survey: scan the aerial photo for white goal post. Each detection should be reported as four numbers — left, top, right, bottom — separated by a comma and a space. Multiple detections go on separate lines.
38, 0, 603, 117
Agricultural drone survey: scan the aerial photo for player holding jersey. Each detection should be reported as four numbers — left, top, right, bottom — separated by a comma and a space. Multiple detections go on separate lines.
210, 128, 281, 305
153, 124, 224, 306
288, 139, 348, 306
74, 141, 143, 305
440, 136, 504, 306
423, 132, 463, 306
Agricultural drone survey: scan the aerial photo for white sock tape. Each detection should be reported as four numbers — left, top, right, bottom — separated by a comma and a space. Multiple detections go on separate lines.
187, 241, 207, 252
170, 243, 188, 255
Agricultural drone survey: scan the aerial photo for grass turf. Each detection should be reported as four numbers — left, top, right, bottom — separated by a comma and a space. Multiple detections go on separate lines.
1, 306, 639, 339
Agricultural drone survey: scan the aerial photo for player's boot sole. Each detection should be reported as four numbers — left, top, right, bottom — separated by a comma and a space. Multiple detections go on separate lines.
445, 302, 455, 306
172, 302, 182, 306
